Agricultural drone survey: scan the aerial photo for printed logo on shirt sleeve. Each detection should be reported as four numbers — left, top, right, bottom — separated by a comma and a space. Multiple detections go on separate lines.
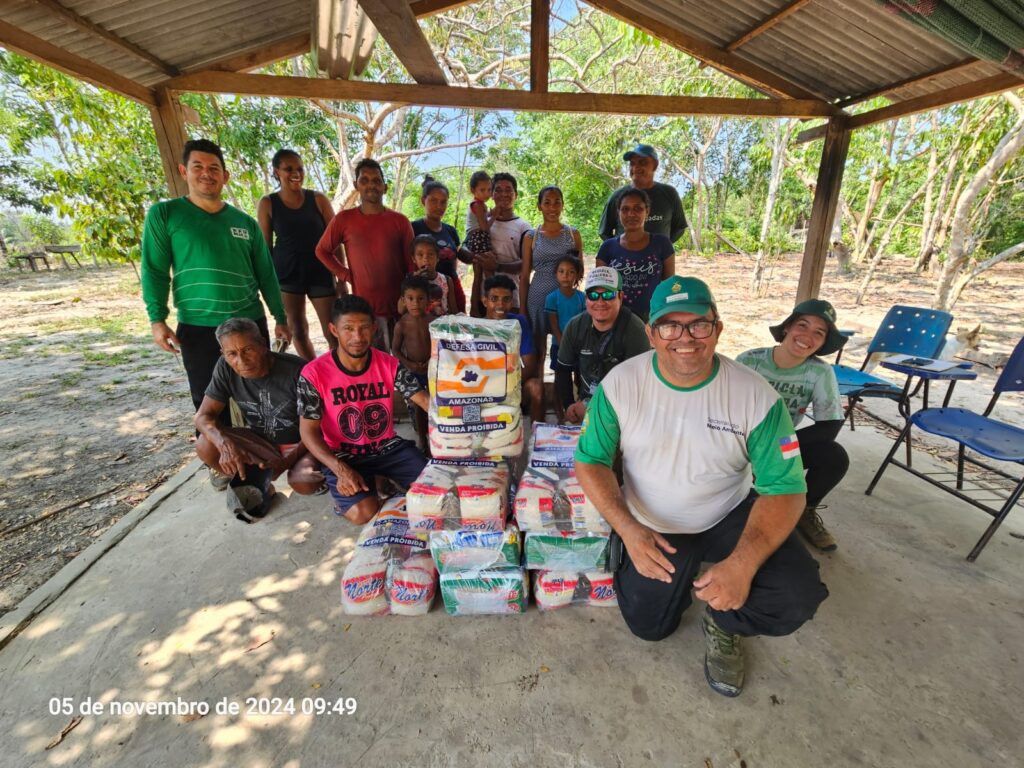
779, 434, 800, 460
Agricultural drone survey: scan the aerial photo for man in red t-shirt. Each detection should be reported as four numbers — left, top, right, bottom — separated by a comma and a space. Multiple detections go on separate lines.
314, 159, 414, 352
298, 294, 429, 524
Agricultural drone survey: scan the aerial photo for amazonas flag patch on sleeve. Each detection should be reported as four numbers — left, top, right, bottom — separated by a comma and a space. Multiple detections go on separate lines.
778, 434, 800, 460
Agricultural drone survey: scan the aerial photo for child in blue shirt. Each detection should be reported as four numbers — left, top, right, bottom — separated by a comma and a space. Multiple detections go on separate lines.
543, 255, 585, 421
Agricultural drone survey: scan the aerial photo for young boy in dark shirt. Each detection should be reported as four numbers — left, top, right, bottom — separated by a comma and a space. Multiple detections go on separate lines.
392, 275, 433, 453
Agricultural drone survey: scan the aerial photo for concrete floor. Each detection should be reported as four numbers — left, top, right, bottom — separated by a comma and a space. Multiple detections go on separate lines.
0, 423, 1022, 768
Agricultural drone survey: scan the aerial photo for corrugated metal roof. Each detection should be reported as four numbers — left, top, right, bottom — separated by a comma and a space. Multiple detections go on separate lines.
0, 0, 1020, 103
606, 0, 1003, 103
1, 0, 311, 86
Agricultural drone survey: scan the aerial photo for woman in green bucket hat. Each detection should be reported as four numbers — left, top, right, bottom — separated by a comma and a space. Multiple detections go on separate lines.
736, 299, 849, 552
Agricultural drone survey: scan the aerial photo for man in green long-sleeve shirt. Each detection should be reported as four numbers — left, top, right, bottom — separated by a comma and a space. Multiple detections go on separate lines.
142, 138, 290, 412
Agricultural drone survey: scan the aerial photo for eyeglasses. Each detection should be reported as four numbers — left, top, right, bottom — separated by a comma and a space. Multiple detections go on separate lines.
585, 289, 617, 301
653, 319, 717, 340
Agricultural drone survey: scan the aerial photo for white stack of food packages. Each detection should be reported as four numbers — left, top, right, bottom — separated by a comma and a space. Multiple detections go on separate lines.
407, 460, 511, 532
340, 497, 437, 616
411, 462, 528, 616
513, 424, 610, 534
533, 570, 617, 611
513, 424, 618, 610
427, 316, 524, 458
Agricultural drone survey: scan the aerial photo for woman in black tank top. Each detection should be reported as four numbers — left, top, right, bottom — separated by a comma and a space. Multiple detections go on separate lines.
257, 149, 338, 360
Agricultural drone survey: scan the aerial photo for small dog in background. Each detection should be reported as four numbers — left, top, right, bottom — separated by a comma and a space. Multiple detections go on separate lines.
864, 324, 982, 372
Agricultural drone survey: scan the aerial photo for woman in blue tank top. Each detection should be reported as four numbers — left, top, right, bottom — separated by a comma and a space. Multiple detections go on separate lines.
257, 149, 337, 360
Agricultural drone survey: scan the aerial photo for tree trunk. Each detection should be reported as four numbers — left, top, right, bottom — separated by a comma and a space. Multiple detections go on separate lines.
948, 239, 1024, 307
934, 99, 1024, 310
855, 166, 938, 304
852, 123, 896, 262
752, 119, 791, 292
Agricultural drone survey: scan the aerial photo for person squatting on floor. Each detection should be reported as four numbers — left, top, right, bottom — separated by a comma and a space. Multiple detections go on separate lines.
575, 276, 829, 697
737, 300, 851, 551
297, 295, 429, 525
194, 318, 324, 522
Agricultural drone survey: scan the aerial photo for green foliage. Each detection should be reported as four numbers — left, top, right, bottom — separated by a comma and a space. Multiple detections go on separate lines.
0, 51, 163, 262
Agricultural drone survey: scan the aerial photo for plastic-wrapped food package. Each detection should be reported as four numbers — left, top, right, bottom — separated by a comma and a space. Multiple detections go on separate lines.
430, 526, 521, 574
513, 424, 610, 533
407, 460, 510, 531
533, 570, 618, 611
428, 316, 524, 458
439, 567, 527, 615
341, 498, 437, 616
523, 531, 609, 571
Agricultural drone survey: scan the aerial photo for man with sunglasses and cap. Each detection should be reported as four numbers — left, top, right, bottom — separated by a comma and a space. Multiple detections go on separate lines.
555, 266, 650, 424
598, 144, 688, 244
738, 300, 850, 552
574, 276, 828, 698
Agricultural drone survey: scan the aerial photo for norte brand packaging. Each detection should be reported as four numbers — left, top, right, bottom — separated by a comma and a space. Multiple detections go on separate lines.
514, 424, 609, 533
533, 570, 618, 611
407, 460, 511, 532
341, 497, 437, 616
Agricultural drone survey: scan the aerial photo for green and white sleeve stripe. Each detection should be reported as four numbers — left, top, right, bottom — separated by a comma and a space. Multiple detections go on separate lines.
747, 398, 808, 496
574, 384, 621, 468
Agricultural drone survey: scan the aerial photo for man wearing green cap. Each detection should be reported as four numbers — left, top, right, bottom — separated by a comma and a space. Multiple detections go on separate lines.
597, 144, 688, 243
555, 266, 650, 424
737, 299, 850, 551
574, 275, 828, 697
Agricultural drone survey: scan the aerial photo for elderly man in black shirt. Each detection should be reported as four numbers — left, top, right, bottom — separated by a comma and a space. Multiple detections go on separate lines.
195, 317, 323, 521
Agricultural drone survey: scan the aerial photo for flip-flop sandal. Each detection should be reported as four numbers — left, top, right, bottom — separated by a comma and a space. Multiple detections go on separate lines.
227, 484, 270, 524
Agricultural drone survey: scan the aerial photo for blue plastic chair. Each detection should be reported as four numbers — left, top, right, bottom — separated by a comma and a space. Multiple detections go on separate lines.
865, 336, 1024, 561
833, 305, 953, 429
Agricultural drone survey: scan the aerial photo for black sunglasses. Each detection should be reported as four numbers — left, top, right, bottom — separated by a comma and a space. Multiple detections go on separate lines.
586, 289, 617, 301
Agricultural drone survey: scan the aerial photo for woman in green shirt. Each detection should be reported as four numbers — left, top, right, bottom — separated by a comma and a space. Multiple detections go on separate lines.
737, 299, 849, 552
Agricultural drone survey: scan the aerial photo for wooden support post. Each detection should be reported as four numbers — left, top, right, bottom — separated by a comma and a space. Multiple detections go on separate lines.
796, 117, 850, 303
149, 88, 189, 197
531, 0, 549, 93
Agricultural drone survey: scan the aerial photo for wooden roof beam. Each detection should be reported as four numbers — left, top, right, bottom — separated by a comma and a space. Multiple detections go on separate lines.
583, 0, 829, 103
162, 70, 836, 118
531, 0, 549, 93
847, 73, 1023, 130
0, 19, 155, 105
836, 59, 979, 109
725, 0, 815, 53
27, 0, 178, 77
409, 0, 478, 17
357, 0, 448, 85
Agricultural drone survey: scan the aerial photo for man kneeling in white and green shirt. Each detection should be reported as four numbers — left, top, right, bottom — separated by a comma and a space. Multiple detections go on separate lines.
574, 276, 828, 697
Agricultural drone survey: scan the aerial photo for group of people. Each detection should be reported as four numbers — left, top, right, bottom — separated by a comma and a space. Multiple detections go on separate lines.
140, 137, 852, 698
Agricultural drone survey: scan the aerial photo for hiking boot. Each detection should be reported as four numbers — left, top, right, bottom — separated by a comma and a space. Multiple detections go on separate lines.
209, 467, 231, 492
797, 506, 837, 552
702, 610, 744, 697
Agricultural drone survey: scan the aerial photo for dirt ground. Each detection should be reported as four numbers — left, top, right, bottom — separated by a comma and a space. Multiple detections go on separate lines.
1, 253, 1021, 617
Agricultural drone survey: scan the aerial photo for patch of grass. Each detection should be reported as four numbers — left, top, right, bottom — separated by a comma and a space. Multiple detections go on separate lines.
110, 377, 126, 385
57, 371, 84, 388
83, 349, 135, 366
19, 390, 40, 401
36, 312, 146, 340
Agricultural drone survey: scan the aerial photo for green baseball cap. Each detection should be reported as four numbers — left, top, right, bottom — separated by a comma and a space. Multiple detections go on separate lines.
623, 144, 658, 163
648, 276, 717, 324
769, 299, 847, 357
